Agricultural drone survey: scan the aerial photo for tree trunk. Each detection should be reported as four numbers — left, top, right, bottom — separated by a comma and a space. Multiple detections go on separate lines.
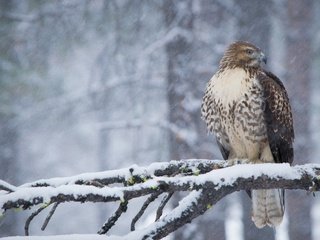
164, 1, 226, 239
0, 1, 20, 236
285, 1, 313, 240
164, 0, 195, 160
0, 116, 19, 237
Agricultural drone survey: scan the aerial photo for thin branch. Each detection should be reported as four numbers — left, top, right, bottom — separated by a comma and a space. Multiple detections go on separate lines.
98, 200, 129, 234
0, 180, 17, 193
155, 192, 174, 221
41, 202, 59, 231
125, 190, 205, 240
24, 206, 47, 236
131, 192, 162, 231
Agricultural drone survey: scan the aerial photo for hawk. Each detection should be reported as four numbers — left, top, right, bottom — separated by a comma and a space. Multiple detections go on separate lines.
201, 41, 294, 228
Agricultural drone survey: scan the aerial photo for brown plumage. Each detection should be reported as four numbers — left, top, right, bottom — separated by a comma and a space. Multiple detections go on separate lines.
201, 41, 294, 228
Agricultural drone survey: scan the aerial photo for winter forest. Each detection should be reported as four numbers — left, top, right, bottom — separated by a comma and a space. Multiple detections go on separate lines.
1, 0, 320, 239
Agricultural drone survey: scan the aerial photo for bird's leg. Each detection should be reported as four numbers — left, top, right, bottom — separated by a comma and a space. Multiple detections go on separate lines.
250, 158, 265, 164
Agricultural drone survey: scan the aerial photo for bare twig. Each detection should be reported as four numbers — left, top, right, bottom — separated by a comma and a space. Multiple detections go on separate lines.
98, 200, 129, 234
0, 180, 17, 193
41, 202, 59, 231
25, 205, 47, 236
155, 192, 174, 221
126, 190, 205, 240
131, 192, 162, 231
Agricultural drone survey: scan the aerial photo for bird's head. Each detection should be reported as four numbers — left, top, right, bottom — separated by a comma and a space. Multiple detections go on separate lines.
220, 41, 267, 69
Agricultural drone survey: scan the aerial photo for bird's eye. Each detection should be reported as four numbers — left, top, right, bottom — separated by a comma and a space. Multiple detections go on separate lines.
246, 49, 253, 55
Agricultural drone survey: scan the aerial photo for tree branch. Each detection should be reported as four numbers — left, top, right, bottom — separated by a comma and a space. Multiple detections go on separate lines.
155, 192, 173, 221
0, 180, 17, 193
98, 200, 129, 234
41, 202, 60, 231
131, 192, 161, 231
25, 205, 47, 236
1, 160, 320, 239
21, 159, 227, 188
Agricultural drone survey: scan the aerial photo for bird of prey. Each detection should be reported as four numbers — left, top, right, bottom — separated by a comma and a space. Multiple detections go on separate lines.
201, 41, 294, 228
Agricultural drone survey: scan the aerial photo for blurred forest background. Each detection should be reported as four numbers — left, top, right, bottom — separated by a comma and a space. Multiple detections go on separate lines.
1, 0, 320, 239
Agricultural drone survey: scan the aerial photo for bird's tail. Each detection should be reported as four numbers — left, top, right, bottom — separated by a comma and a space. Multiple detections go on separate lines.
251, 189, 284, 228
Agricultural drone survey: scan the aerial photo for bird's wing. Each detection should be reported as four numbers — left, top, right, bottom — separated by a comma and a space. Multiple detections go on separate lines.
258, 71, 294, 164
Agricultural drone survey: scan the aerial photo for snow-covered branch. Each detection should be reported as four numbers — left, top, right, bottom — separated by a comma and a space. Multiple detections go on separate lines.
1, 160, 320, 239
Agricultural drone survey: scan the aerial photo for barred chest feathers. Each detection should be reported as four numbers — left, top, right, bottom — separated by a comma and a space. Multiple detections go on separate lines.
203, 68, 269, 160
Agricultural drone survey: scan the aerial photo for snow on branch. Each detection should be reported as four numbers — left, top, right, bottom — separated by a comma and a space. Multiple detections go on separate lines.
1, 160, 320, 239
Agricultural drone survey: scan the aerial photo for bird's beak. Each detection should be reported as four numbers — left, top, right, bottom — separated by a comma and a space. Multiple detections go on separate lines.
260, 52, 267, 64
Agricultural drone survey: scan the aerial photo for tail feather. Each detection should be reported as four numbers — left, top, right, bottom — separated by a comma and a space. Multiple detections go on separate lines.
252, 189, 284, 228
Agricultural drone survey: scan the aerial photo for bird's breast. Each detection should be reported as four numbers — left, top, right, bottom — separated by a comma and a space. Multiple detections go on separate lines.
208, 68, 266, 141
211, 68, 253, 108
